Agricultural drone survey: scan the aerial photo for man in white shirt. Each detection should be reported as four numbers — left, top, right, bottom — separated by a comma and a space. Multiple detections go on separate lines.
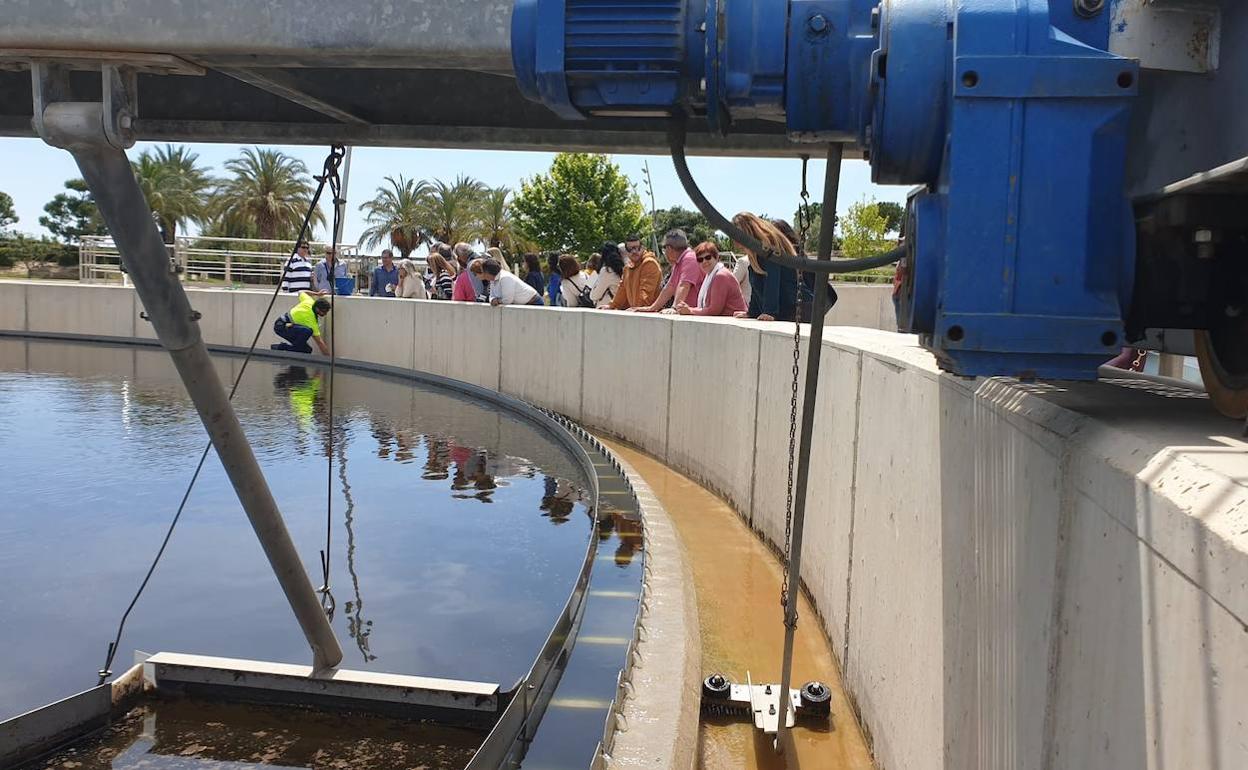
282, 241, 315, 293
484, 259, 542, 305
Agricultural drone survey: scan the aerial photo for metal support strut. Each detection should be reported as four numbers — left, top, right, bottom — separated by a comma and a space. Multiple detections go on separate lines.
31, 63, 343, 672
774, 143, 842, 751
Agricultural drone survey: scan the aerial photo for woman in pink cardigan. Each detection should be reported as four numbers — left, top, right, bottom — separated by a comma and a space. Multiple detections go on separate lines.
452, 258, 485, 302
676, 241, 747, 316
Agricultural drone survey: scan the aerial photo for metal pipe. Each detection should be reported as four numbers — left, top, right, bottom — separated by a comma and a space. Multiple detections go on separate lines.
50, 106, 343, 671
333, 145, 353, 248
775, 143, 842, 751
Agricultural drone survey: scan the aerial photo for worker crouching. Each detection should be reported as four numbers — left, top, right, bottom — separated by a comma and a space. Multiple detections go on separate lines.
272, 291, 332, 355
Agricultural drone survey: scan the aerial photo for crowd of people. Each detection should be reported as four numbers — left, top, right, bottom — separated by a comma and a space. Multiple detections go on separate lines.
273, 213, 833, 354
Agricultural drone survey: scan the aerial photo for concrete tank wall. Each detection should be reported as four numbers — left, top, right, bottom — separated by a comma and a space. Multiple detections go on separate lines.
2, 281, 1243, 770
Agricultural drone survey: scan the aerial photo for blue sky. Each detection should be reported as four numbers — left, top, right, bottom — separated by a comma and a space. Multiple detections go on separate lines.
0, 137, 909, 248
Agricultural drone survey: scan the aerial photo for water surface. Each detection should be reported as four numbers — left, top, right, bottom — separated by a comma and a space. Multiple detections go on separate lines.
0, 338, 593, 721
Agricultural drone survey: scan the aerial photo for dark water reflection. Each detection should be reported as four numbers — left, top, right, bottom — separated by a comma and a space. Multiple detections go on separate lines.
0, 339, 594, 721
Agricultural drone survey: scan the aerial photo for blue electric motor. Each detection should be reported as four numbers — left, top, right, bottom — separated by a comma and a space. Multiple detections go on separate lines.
512, 0, 1142, 382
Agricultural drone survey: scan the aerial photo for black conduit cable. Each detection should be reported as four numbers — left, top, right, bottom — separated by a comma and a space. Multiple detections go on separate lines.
95, 145, 347, 685
667, 116, 905, 274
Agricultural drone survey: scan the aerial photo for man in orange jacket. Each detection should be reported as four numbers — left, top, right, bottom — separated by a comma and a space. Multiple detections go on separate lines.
605, 235, 662, 310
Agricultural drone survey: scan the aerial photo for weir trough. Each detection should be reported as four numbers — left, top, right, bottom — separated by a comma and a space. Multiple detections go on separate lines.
0, 654, 501, 769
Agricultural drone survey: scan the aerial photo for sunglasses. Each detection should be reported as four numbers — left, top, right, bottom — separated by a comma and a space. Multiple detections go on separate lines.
626, 244, 642, 252
696, 255, 717, 263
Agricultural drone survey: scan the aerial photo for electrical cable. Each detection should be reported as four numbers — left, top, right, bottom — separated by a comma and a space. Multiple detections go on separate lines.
667, 116, 904, 274
95, 145, 346, 685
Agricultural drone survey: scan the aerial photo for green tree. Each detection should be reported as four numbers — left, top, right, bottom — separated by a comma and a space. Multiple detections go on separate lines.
876, 201, 904, 235
133, 144, 213, 243
479, 186, 515, 252
512, 153, 646, 255
838, 197, 891, 259
0, 235, 74, 277
421, 175, 486, 245
0, 191, 16, 232
210, 148, 324, 241
357, 175, 431, 259
40, 179, 107, 243
653, 206, 719, 250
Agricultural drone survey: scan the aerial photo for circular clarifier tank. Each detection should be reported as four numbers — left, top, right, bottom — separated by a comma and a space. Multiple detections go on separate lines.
0, 338, 602, 726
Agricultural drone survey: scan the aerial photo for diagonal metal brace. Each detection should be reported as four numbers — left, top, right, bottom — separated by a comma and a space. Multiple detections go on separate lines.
30, 64, 344, 673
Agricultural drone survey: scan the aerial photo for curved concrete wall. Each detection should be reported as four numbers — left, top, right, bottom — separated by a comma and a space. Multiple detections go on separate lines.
2, 281, 1244, 770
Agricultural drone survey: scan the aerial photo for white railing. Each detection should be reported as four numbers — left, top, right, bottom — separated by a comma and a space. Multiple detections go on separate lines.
80, 235, 362, 288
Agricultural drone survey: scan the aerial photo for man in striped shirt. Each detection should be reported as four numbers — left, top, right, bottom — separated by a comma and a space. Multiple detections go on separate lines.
282, 241, 314, 293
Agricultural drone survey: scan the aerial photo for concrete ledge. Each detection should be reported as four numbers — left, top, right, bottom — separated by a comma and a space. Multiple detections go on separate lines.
596, 444, 700, 770
3, 281, 1245, 770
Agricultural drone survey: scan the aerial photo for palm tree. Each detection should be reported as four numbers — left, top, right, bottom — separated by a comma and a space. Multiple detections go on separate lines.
357, 175, 431, 259
132, 144, 213, 243
211, 148, 324, 241
479, 186, 514, 252
421, 175, 486, 245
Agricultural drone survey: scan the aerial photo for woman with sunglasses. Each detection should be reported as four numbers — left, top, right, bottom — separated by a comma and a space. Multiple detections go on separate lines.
675, 241, 746, 317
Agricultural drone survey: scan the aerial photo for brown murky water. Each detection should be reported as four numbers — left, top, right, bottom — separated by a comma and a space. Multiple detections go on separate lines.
24, 697, 483, 769
602, 440, 874, 770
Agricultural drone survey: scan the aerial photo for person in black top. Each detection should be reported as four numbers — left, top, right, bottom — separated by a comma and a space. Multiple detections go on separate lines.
522, 253, 545, 298
731, 212, 799, 322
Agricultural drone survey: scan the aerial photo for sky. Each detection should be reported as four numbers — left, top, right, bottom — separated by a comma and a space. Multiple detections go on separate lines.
0, 137, 909, 250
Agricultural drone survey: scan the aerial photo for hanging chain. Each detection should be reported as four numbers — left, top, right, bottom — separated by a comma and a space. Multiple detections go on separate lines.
317, 147, 345, 621
780, 157, 813, 616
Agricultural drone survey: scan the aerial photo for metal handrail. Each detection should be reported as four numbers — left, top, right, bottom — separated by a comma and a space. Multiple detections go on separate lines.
80, 235, 361, 286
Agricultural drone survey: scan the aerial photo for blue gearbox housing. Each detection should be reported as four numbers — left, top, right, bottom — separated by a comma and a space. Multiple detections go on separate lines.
512, 0, 1139, 381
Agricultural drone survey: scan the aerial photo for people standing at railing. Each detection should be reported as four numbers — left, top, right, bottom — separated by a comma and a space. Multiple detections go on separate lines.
486, 246, 511, 274
634, 229, 702, 313
271, 291, 332, 355
314, 247, 348, 294
370, 249, 399, 297
522, 253, 545, 299
485, 258, 543, 306
559, 255, 593, 308
605, 236, 662, 310
590, 244, 624, 307
585, 253, 602, 285
732, 212, 798, 322
453, 258, 487, 302
395, 258, 427, 299
428, 252, 457, 300
545, 252, 562, 306
772, 218, 834, 322
731, 249, 753, 308
676, 242, 746, 317
453, 243, 486, 299
282, 241, 314, 293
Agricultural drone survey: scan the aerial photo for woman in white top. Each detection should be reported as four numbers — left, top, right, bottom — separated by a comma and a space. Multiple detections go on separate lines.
590, 243, 625, 306
558, 254, 593, 308
731, 250, 753, 307
395, 258, 427, 299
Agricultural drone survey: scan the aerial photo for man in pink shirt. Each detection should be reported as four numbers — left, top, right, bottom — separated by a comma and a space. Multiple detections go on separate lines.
634, 229, 703, 312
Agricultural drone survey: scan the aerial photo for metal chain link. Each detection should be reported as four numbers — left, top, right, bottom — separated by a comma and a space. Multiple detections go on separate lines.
780, 157, 813, 613
318, 153, 345, 621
